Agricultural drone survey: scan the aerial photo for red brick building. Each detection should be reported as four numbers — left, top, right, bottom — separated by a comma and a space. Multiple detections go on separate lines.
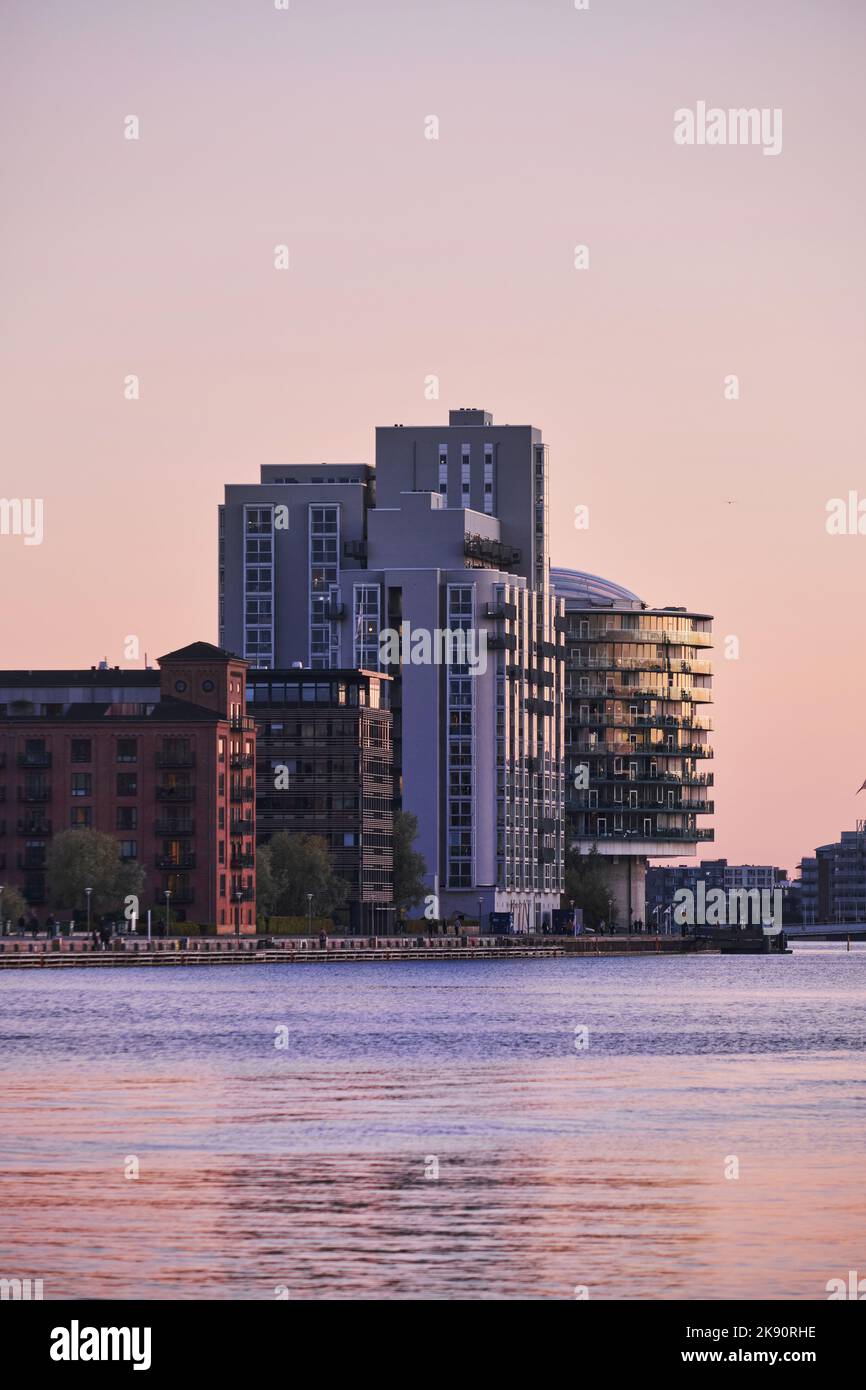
0, 643, 255, 933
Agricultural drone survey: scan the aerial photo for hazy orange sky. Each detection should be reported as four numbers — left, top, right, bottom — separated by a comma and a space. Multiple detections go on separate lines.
1, 0, 864, 874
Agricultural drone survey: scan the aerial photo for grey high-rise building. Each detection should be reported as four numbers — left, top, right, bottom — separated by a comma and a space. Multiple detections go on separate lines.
219, 408, 565, 930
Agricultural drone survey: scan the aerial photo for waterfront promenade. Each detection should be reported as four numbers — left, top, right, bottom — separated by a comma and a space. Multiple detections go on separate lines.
0, 933, 715, 970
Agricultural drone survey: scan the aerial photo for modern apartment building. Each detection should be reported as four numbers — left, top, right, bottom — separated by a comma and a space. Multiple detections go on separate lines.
552, 567, 714, 926
220, 408, 565, 929
800, 824, 866, 924
0, 643, 256, 931
249, 667, 395, 931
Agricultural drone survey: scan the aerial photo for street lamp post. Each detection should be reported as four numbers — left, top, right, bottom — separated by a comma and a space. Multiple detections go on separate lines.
0, 885, 4, 937
478, 895, 484, 934
307, 892, 313, 939
235, 889, 242, 937
85, 886, 92, 937
164, 889, 171, 938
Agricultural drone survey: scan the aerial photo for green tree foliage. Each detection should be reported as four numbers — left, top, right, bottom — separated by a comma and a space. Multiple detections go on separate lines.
46, 829, 145, 916
260, 832, 348, 917
392, 810, 427, 915
1, 885, 29, 930
256, 842, 278, 916
564, 845, 619, 931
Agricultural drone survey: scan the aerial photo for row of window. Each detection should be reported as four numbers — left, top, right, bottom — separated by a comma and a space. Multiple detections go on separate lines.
68, 774, 140, 796
249, 683, 385, 709
446, 586, 474, 888
309, 505, 340, 669
437, 442, 495, 515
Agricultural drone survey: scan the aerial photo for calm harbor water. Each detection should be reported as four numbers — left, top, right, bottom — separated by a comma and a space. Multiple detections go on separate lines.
1, 944, 864, 1300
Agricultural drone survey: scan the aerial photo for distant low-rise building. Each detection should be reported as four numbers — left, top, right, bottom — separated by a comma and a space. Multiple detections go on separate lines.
646, 859, 787, 927
800, 825, 866, 924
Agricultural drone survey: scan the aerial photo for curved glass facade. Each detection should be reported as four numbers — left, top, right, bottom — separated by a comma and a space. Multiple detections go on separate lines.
552, 569, 714, 855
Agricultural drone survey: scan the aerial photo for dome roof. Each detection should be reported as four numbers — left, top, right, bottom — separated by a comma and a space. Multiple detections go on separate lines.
550, 566, 645, 610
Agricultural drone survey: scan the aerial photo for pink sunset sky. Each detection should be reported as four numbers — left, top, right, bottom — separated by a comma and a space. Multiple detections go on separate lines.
1, 0, 864, 875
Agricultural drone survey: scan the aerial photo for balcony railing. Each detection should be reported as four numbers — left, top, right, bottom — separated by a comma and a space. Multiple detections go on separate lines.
566, 657, 713, 675
18, 853, 47, 871
229, 716, 255, 732
17, 818, 51, 835
583, 827, 715, 843
17, 788, 50, 802
464, 534, 521, 568
229, 818, 253, 835
17, 752, 51, 768
230, 754, 254, 769
155, 752, 196, 768
574, 713, 713, 732
156, 855, 196, 870
572, 799, 715, 816
575, 740, 713, 758
154, 820, 194, 836
155, 786, 195, 801
230, 853, 255, 868
566, 684, 712, 704
594, 627, 713, 647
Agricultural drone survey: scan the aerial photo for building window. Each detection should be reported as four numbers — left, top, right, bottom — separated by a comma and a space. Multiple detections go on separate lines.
117, 773, 138, 797
71, 773, 91, 798
120, 841, 137, 860
438, 445, 448, 499
309, 504, 341, 669
71, 739, 92, 763
353, 584, 381, 670
483, 444, 494, 514
70, 807, 92, 828
117, 739, 137, 763
117, 807, 138, 830
461, 445, 470, 505
244, 504, 274, 667
446, 583, 475, 889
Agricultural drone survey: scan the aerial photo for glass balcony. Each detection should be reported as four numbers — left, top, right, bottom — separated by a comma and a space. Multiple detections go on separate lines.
17, 751, 51, 768
155, 752, 195, 768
